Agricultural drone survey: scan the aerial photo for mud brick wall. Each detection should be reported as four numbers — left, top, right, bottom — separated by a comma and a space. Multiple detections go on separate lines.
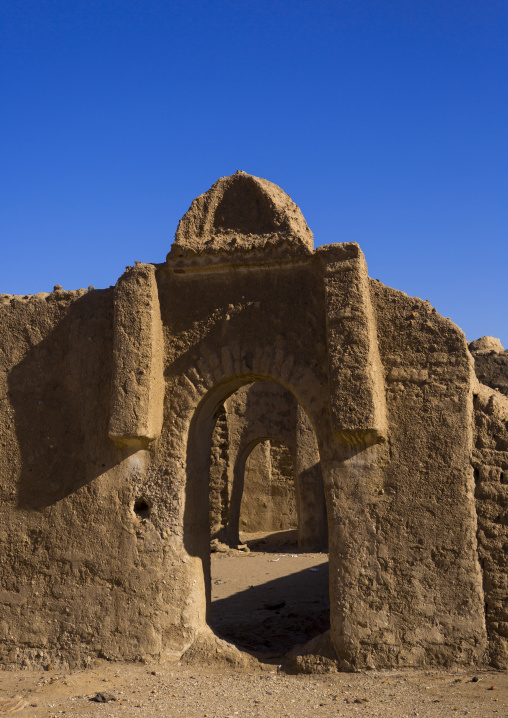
473, 384, 508, 668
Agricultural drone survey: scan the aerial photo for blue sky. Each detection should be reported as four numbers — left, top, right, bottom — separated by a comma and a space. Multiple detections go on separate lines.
1, 1, 507, 344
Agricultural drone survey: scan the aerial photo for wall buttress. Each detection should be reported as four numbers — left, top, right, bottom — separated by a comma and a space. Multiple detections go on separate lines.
109, 263, 164, 447
317, 243, 387, 446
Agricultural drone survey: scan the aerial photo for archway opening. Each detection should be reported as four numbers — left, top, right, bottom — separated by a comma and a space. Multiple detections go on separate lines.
198, 380, 329, 657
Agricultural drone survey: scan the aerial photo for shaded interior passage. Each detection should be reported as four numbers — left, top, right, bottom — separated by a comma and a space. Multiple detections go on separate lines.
207, 380, 327, 551
206, 381, 329, 654
210, 532, 329, 656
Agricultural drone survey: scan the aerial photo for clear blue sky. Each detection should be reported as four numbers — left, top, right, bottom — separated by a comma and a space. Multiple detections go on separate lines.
1, 1, 507, 344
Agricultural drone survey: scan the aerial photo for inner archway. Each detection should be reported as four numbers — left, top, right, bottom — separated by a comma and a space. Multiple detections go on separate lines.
206, 381, 327, 551
240, 439, 297, 534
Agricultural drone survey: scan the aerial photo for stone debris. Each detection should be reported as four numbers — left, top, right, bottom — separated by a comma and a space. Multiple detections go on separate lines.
89, 692, 116, 702
263, 601, 286, 611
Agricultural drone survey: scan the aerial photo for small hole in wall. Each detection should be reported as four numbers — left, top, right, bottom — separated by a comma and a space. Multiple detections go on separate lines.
501, 472, 507, 484
473, 469, 480, 483
134, 498, 151, 519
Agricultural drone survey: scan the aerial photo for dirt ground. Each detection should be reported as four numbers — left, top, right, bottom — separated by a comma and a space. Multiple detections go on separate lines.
209, 530, 330, 655
1, 532, 507, 717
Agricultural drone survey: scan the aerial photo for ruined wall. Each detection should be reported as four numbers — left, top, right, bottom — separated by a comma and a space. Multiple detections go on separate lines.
472, 384, 508, 668
208, 382, 300, 537
0, 172, 498, 671
466, 336, 508, 667
209, 405, 229, 534
470, 336, 508, 398
367, 281, 486, 667
240, 441, 272, 531
0, 288, 143, 668
219, 381, 321, 545
267, 441, 297, 528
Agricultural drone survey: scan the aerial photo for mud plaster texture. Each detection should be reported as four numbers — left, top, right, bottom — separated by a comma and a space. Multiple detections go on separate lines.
469, 337, 508, 669
0, 171, 505, 673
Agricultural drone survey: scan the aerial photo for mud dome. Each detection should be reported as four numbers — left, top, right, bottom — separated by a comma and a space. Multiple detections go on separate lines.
1, 171, 508, 671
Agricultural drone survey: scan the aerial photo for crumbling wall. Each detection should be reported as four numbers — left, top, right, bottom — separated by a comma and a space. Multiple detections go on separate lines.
240, 440, 272, 531
209, 404, 229, 534
269, 440, 297, 528
0, 172, 496, 671
216, 381, 325, 549
468, 336, 508, 668
0, 288, 137, 668
368, 281, 486, 667
0, 282, 181, 669
208, 383, 299, 537
472, 383, 508, 668
470, 336, 508, 398
223, 382, 298, 538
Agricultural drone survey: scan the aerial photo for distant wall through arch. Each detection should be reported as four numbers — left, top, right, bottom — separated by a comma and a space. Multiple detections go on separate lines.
240, 439, 297, 533
207, 381, 327, 549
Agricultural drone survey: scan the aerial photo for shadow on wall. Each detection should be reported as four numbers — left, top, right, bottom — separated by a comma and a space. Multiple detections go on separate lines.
9, 290, 121, 509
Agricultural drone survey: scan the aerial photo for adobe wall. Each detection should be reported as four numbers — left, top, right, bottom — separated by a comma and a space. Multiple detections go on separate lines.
472, 384, 508, 668
0, 172, 499, 672
225, 382, 298, 538
208, 405, 229, 535
0, 288, 127, 667
369, 282, 485, 666
467, 336, 508, 666
208, 382, 298, 538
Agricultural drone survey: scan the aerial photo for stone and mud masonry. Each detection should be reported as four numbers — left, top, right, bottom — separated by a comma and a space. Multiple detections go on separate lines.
1, 172, 508, 712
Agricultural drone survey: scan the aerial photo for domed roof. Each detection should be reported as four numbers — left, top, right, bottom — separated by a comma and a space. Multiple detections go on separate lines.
166, 172, 313, 267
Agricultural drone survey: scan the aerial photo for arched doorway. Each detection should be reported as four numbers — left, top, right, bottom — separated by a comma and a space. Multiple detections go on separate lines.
184, 377, 329, 656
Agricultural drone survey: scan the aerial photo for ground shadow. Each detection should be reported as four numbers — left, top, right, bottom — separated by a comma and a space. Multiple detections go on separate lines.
242, 529, 300, 553
210, 559, 329, 655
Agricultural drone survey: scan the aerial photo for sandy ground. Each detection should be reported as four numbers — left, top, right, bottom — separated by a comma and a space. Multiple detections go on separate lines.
209, 530, 329, 655
1, 532, 507, 717
1, 658, 507, 717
